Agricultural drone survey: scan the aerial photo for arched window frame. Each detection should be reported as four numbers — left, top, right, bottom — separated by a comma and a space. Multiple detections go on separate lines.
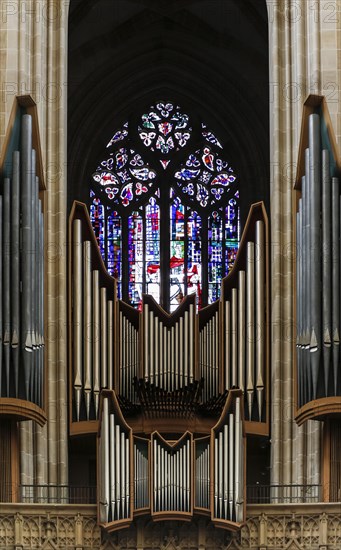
90, 101, 240, 310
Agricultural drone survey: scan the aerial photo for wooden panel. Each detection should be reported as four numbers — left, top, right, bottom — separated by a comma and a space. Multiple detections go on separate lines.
0, 421, 18, 503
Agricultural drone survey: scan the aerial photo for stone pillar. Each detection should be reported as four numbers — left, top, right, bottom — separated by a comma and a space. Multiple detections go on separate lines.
0, 0, 70, 487
267, 0, 341, 487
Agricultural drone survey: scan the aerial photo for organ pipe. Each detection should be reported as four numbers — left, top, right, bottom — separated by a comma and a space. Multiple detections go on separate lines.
0, 112, 44, 409
98, 391, 132, 529
296, 111, 341, 410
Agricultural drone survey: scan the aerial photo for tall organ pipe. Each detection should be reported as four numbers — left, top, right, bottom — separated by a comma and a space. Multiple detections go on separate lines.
21, 114, 32, 399
309, 114, 321, 400
246, 243, 255, 419
72, 220, 83, 421
322, 150, 332, 396
3, 178, 11, 396
11, 151, 20, 397
255, 221, 265, 420
332, 177, 340, 395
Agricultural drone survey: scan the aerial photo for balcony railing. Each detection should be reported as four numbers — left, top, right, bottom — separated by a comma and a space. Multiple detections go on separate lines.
0, 484, 322, 505
247, 484, 322, 504
20, 485, 96, 504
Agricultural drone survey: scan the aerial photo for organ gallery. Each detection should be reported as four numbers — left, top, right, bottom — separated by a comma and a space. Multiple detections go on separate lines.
0, 2, 341, 549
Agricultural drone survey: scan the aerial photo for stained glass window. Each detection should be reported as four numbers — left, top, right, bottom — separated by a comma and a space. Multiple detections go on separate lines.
90, 101, 240, 310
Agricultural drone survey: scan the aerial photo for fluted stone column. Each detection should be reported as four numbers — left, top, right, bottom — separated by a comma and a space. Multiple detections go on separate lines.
267, 0, 341, 486
0, 0, 69, 487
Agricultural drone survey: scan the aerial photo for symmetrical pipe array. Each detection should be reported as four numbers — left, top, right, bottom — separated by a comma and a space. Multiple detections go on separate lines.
0, 114, 44, 405
223, 220, 266, 421
212, 395, 244, 523
134, 438, 149, 509
72, 219, 115, 420
199, 305, 220, 401
143, 297, 195, 391
98, 394, 132, 525
195, 438, 210, 509
296, 113, 340, 405
98, 390, 244, 530
118, 302, 139, 403
152, 432, 192, 514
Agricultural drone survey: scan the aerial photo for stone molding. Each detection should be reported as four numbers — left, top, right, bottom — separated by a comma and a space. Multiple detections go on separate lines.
0, 504, 341, 549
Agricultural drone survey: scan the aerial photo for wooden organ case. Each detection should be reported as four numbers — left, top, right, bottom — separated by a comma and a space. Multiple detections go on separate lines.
294, 95, 341, 501
69, 201, 269, 532
0, 96, 46, 501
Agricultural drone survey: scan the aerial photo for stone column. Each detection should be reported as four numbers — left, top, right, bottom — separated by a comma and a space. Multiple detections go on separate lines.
0, 0, 70, 487
267, 0, 340, 487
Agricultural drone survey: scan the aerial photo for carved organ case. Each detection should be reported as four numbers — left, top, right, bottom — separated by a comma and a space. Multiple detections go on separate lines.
69, 200, 269, 531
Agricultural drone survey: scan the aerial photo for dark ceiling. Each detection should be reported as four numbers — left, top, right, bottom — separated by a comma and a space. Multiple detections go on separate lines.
68, 0, 269, 225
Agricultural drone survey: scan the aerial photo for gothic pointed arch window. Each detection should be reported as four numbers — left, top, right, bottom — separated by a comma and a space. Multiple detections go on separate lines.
90, 101, 240, 311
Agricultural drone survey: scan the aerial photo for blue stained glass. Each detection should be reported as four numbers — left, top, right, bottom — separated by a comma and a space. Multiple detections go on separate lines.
107, 210, 122, 297
145, 198, 160, 304
170, 192, 185, 311
91, 101, 240, 310
208, 212, 223, 302
90, 195, 105, 258
187, 210, 202, 309
128, 211, 144, 308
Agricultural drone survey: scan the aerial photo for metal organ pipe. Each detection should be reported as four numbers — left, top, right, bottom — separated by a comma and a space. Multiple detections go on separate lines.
0, 114, 44, 405
321, 150, 332, 396
255, 221, 265, 420
332, 177, 340, 395
98, 395, 132, 525
246, 242, 255, 419
296, 113, 341, 406
72, 220, 83, 420
309, 114, 321, 399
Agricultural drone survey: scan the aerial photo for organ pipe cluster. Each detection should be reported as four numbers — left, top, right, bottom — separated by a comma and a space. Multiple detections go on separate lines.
212, 394, 244, 524
223, 220, 266, 421
98, 392, 132, 527
199, 303, 220, 401
296, 113, 340, 406
143, 297, 195, 391
98, 390, 245, 531
0, 114, 44, 406
152, 432, 192, 516
118, 302, 139, 403
72, 219, 115, 420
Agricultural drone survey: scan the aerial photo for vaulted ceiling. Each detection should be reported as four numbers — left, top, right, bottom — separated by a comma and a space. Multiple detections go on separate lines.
68, 0, 269, 225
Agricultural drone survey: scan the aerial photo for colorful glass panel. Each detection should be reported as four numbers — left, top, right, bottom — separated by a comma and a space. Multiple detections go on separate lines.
208, 211, 223, 303
92, 148, 156, 207
170, 191, 185, 311
90, 193, 105, 258
225, 197, 239, 274
128, 210, 144, 308
187, 210, 202, 308
174, 146, 236, 207
145, 197, 160, 303
138, 102, 192, 155
90, 101, 240, 310
107, 209, 122, 297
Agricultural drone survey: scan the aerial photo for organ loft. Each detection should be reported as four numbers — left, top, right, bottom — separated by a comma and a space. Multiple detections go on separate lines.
1, 2, 341, 550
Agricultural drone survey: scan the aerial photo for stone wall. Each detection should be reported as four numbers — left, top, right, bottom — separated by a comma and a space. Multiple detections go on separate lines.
0, 504, 341, 549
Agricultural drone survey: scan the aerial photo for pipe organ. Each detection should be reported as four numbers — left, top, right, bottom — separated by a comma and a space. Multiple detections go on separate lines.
98, 391, 133, 530
211, 391, 244, 526
222, 219, 266, 423
143, 295, 195, 391
152, 432, 192, 517
69, 200, 268, 531
0, 96, 46, 426
70, 203, 117, 426
199, 301, 220, 402
118, 302, 139, 404
295, 97, 341, 425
